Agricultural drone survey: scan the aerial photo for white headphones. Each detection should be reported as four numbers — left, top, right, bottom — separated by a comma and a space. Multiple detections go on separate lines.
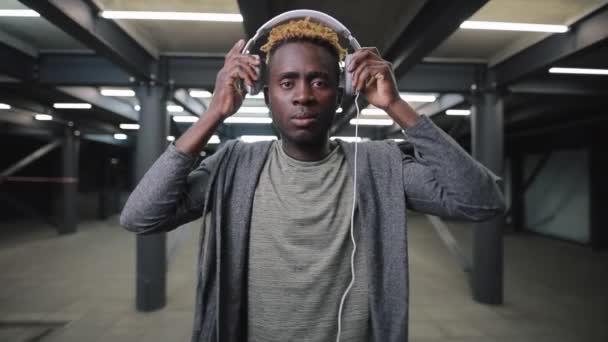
240, 9, 362, 97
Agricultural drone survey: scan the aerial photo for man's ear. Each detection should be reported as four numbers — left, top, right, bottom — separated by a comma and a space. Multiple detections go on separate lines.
263, 86, 270, 106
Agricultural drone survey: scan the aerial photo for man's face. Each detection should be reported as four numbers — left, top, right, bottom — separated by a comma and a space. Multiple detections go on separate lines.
265, 41, 341, 146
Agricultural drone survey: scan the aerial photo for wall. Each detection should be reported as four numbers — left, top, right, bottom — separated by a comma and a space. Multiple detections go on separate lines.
524, 149, 590, 243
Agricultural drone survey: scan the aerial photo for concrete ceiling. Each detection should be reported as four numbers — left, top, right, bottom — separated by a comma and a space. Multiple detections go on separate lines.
0, 0, 86, 52
1, 0, 605, 59
430, 0, 608, 63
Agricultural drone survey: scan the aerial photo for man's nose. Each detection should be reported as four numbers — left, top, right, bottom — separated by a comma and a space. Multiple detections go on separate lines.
293, 83, 316, 106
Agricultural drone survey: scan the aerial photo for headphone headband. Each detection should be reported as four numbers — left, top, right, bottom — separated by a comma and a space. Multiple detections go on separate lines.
243, 9, 361, 54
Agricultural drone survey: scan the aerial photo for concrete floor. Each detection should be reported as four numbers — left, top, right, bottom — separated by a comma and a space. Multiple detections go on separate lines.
0, 213, 606, 342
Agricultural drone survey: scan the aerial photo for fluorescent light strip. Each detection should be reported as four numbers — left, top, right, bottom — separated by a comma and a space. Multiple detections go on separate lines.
53, 103, 92, 109
446, 109, 471, 116
240, 135, 277, 142
237, 107, 270, 114
461, 21, 568, 33
172, 115, 198, 123
167, 105, 184, 113
208, 135, 221, 144
0, 103, 11, 110
350, 118, 393, 126
101, 11, 243, 22
331, 136, 362, 142
361, 108, 386, 116
400, 93, 437, 102
391, 138, 405, 142
101, 88, 135, 97
246, 93, 265, 99
119, 123, 140, 130
35, 114, 53, 121
0, 9, 39, 17
189, 90, 213, 98
549, 67, 608, 75
114, 133, 127, 140
166, 136, 175, 142
225, 117, 272, 124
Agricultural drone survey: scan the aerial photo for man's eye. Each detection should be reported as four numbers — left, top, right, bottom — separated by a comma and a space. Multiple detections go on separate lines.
312, 80, 327, 87
280, 81, 293, 89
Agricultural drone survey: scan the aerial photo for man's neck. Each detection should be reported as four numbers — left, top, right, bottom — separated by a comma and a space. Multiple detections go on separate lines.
280, 138, 331, 162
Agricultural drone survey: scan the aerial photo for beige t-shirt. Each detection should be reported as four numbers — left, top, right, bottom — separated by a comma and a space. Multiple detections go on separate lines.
247, 140, 369, 342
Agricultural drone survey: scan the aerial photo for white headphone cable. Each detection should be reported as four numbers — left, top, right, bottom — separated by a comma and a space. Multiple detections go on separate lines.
336, 91, 361, 342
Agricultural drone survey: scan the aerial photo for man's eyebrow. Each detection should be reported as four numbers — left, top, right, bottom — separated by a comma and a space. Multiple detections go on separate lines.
277, 71, 330, 79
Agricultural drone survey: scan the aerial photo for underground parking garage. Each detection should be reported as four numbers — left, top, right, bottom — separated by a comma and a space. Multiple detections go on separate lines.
0, 0, 607, 341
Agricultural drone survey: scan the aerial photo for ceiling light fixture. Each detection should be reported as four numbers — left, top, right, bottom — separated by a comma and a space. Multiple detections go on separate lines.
114, 133, 127, 140
101, 11, 243, 22
461, 21, 568, 33
0, 9, 39, 17
361, 107, 386, 116
446, 109, 471, 116
349, 118, 394, 126
134, 105, 141, 111
224, 117, 272, 124
208, 135, 221, 144
34, 114, 53, 121
167, 105, 184, 113
166, 136, 175, 142
549, 67, 608, 76
189, 90, 213, 98
246, 93, 265, 99
237, 107, 270, 114
400, 93, 437, 102
53, 103, 92, 109
331, 136, 363, 142
101, 88, 135, 97
172, 115, 198, 123
119, 123, 140, 130
239, 135, 277, 142
0, 103, 11, 110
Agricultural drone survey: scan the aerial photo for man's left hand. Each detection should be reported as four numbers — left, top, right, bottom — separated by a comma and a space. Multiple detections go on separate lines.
347, 47, 401, 111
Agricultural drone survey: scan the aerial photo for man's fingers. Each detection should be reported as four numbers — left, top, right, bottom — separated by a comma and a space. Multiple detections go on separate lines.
347, 47, 381, 72
226, 39, 245, 60
228, 65, 255, 88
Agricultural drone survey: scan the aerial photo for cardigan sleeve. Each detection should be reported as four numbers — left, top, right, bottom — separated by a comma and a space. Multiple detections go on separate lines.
119, 143, 224, 234
398, 115, 506, 221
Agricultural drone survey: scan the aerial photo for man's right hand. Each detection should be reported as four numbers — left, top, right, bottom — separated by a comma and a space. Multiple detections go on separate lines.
207, 39, 261, 120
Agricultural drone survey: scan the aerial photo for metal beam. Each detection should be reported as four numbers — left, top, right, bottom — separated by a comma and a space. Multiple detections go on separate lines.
384, 0, 489, 78
168, 57, 224, 89
172, 89, 206, 116
508, 78, 608, 96
382, 94, 465, 138
57, 86, 138, 121
0, 41, 36, 81
398, 63, 478, 93
20, 0, 156, 80
237, 0, 272, 39
493, 4, 608, 85
39, 54, 133, 86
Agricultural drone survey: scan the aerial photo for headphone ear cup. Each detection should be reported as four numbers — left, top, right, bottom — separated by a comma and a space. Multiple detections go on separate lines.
343, 54, 355, 97
246, 61, 266, 95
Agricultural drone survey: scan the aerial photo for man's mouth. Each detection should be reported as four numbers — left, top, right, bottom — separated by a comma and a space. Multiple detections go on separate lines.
291, 112, 318, 127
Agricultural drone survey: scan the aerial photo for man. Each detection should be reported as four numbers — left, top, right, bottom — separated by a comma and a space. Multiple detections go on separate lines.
121, 17, 505, 342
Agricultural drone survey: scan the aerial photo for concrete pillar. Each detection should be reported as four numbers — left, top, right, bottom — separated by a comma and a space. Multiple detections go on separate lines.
58, 127, 79, 234
470, 82, 504, 305
134, 84, 169, 311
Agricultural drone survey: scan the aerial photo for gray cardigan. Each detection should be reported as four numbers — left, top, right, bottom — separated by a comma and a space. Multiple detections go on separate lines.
120, 115, 505, 342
